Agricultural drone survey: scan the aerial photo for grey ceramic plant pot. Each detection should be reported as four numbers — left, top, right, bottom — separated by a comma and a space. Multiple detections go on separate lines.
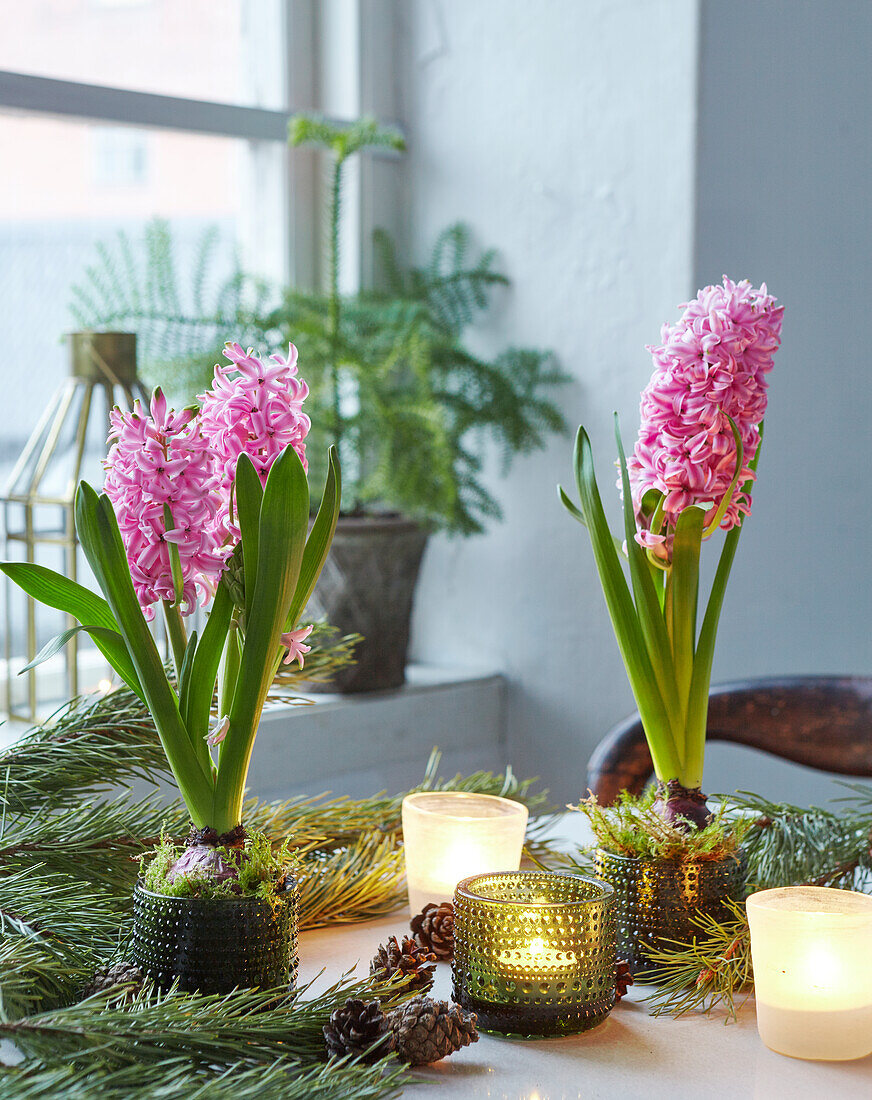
131, 879, 298, 994
593, 848, 747, 973
306, 515, 428, 693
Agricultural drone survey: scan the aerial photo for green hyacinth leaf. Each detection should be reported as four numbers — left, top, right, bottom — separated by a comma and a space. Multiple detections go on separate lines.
572, 427, 681, 781
20, 624, 144, 702
212, 446, 310, 832
285, 445, 341, 632
74, 481, 213, 823
234, 453, 264, 624
685, 426, 765, 787
182, 575, 233, 747
614, 415, 682, 740
670, 506, 705, 714
0, 562, 117, 632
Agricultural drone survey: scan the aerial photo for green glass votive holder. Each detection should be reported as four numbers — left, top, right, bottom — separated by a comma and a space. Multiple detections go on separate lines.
453, 871, 616, 1037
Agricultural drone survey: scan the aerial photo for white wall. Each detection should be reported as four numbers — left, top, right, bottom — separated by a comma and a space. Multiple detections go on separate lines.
400, 0, 872, 808
689, 0, 872, 804
400, 0, 700, 802
695, 0, 872, 677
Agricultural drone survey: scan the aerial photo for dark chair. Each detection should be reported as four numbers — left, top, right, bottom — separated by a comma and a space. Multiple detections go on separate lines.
586, 675, 872, 804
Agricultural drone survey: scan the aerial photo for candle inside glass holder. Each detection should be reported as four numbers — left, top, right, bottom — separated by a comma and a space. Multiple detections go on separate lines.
401, 792, 528, 914
747, 886, 872, 1061
453, 871, 615, 1037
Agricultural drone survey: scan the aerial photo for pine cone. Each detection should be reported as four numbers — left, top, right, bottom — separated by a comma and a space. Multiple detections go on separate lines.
323, 998, 395, 1062
410, 901, 455, 961
370, 935, 436, 993
81, 961, 143, 1000
390, 996, 478, 1065
615, 959, 634, 1003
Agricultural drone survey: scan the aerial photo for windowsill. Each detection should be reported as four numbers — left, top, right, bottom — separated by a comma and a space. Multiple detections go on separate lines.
251, 664, 507, 799
272, 661, 503, 706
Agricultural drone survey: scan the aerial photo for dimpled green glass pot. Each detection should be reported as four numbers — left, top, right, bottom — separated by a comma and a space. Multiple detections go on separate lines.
452, 871, 616, 1037
131, 878, 298, 994
594, 848, 747, 972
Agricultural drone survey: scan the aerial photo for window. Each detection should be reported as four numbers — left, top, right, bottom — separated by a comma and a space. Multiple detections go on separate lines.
0, 0, 310, 715
0, 0, 296, 472
0, 0, 287, 108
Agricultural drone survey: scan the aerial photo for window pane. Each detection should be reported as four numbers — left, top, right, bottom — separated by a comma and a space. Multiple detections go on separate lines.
0, 110, 287, 477
0, 0, 287, 109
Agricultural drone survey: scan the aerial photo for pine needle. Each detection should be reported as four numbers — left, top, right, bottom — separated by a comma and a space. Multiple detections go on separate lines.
0, 1057, 408, 1100
296, 833, 406, 928
726, 790, 872, 888
642, 899, 753, 1020
1, 973, 407, 1065
0, 975, 411, 1099
0, 693, 170, 813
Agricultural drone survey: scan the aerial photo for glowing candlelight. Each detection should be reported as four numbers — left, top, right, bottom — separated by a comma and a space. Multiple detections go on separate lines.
401, 792, 527, 914
746, 886, 872, 1060
453, 871, 615, 1036
497, 936, 577, 975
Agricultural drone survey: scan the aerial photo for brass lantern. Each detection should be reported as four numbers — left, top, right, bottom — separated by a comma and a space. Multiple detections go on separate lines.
2, 333, 147, 721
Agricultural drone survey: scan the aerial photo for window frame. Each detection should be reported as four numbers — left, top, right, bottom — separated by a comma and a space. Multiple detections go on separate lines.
0, 0, 317, 285
0, 0, 403, 293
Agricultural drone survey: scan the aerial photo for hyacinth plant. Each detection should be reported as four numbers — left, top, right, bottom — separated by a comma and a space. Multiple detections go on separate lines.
561, 278, 783, 829
1, 342, 340, 877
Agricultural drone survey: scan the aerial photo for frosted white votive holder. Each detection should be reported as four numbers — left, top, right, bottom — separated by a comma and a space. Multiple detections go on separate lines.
401, 792, 528, 914
746, 886, 872, 1061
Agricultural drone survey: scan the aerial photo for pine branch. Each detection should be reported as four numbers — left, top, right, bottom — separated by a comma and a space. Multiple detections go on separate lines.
0, 1057, 408, 1100
0, 797, 188, 889
0, 974, 407, 1069
0, 934, 103, 1023
0, 868, 121, 943
295, 833, 406, 929
728, 790, 872, 889
642, 899, 753, 1019
251, 749, 551, 848
0, 867, 130, 1020
0, 692, 170, 814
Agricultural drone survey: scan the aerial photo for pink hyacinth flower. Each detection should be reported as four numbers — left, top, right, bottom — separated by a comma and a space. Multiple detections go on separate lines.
280, 624, 314, 669
205, 714, 230, 747
628, 276, 783, 558
198, 342, 311, 541
103, 389, 228, 618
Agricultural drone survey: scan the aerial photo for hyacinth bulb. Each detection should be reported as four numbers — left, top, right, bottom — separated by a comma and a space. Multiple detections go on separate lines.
651, 783, 713, 832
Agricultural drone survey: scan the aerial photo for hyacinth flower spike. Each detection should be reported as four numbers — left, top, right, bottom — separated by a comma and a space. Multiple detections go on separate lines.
1, 343, 341, 845
561, 278, 783, 829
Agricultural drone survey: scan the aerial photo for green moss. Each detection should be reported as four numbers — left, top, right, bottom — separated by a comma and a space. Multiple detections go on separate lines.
139, 829, 299, 903
572, 790, 750, 862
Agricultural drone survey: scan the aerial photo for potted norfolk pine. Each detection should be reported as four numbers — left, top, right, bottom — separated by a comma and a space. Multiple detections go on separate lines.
280, 115, 570, 692
68, 116, 570, 693
560, 277, 784, 969
2, 340, 339, 993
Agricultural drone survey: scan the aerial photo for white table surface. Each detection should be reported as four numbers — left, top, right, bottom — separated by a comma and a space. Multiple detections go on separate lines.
298, 814, 872, 1100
